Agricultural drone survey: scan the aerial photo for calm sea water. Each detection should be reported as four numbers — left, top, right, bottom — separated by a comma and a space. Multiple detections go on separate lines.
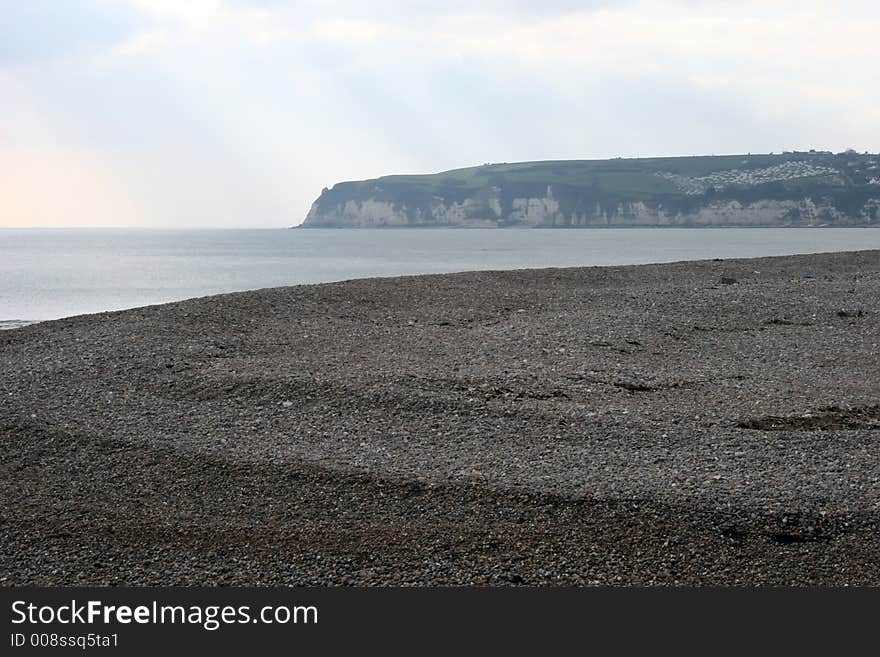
2, 227, 879, 323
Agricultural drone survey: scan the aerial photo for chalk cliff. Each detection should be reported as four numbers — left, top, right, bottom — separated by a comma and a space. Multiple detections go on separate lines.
301, 153, 880, 228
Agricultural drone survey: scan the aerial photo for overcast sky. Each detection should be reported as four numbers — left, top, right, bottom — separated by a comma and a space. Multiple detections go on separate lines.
2, 0, 878, 228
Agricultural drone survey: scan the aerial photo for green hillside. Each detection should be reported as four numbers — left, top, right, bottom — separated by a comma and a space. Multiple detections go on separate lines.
305, 151, 880, 227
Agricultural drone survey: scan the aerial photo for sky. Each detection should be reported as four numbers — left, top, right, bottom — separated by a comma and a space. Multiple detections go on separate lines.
1, 0, 878, 228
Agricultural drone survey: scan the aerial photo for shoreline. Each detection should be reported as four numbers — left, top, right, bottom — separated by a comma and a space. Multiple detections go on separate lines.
2, 250, 879, 585
0, 320, 35, 331
6, 243, 880, 328
296, 223, 880, 229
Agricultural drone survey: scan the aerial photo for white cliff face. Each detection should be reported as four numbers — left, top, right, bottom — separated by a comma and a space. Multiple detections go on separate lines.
687, 200, 802, 226
304, 197, 501, 228
302, 199, 410, 227
303, 192, 878, 228
862, 198, 880, 223
510, 197, 563, 225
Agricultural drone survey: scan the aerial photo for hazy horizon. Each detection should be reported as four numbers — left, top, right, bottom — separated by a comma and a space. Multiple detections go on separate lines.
3, 0, 879, 228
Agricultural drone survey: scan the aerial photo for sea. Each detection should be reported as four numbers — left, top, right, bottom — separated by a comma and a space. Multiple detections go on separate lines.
2, 227, 879, 325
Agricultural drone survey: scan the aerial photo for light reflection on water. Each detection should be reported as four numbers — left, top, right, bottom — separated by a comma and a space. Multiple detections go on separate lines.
2, 227, 878, 322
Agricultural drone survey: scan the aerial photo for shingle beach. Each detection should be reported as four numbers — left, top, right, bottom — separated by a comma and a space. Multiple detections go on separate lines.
2, 251, 879, 585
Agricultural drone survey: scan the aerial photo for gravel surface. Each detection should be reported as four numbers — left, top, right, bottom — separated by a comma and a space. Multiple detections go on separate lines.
2, 250, 879, 585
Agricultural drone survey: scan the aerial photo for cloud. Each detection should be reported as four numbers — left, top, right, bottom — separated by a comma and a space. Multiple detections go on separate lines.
110, 0, 618, 55
0, 0, 146, 64
106, 0, 879, 120
3, 0, 879, 227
